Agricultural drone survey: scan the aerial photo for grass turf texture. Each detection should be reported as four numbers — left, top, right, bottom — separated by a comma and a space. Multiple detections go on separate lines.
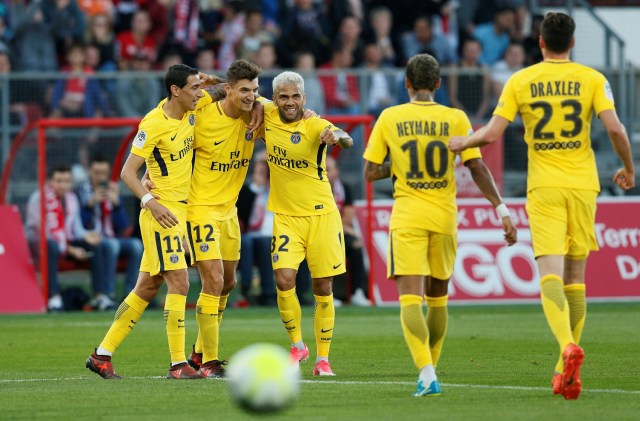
1, 303, 639, 420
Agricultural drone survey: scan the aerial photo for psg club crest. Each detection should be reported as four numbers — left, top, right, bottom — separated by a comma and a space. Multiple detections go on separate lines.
290, 132, 301, 144
245, 129, 253, 141
189, 114, 195, 126
170, 254, 180, 264
200, 243, 209, 252
272, 253, 279, 263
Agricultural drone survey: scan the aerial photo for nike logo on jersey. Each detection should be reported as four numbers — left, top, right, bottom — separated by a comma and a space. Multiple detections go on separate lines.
320, 328, 333, 333
214, 139, 226, 146
332, 263, 342, 269
265, 127, 271, 131
282, 318, 294, 324
171, 133, 177, 141
177, 319, 185, 323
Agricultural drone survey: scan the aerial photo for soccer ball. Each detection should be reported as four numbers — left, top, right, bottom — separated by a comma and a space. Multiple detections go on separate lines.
226, 343, 301, 413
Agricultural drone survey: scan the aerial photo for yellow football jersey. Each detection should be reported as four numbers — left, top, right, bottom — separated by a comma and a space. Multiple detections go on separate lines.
189, 100, 263, 218
494, 60, 615, 192
263, 102, 339, 216
364, 101, 481, 234
131, 92, 212, 202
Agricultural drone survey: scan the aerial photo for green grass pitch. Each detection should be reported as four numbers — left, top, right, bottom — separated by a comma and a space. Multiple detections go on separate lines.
1, 303, 639, 420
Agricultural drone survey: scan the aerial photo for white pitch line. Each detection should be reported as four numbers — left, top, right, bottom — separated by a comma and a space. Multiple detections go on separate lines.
0, 376, 638, 395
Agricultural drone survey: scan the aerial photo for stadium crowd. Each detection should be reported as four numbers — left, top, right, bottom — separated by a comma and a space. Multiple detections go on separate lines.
0, 0, 538, 121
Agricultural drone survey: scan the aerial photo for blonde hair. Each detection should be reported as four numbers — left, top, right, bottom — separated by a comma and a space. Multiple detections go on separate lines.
272, 71, 305, 94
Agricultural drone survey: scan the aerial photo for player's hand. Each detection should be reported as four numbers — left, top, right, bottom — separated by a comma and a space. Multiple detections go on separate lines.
613, 168, 635, 190
199, 72, 225, 86
502, 216, 517, 246
319, 128, 339, 145
67, 245, 91, 261
247, 100, 264, 133
448, 136, 467, 153
302, 109, 318, 120
107, 181, 120, 206
146, 200, 179, 228
84, 231, 102, 246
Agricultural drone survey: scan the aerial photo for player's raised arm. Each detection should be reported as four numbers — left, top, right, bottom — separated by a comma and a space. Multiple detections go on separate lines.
465, 158, 517, 246
320, 128, 353, 148
120, 153, 178, 228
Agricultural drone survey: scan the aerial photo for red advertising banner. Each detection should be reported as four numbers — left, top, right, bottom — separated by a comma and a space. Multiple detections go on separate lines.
355, 198, 640, 305
0, 205, 45, 313
455, 138, 503, 197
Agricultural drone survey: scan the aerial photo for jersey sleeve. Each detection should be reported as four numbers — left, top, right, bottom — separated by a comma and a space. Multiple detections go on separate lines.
493, 75, 519, 122
130, 117, 161, 159
592, 72, 616, 116
196, 90, 213, 110
363, 110, 389, 164
452, 109, 482, 163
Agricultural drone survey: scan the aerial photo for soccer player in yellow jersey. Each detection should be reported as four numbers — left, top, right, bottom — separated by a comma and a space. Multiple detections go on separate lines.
449, 13, 635, 400
364, 54, 517, 397
264, 71, 353, 376
86, 64, 220, 380
184, 59, 264, 378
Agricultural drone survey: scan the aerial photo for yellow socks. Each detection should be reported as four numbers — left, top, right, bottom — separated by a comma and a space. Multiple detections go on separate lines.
426, 295, 448, 367
313, 294, 335, 359
99, 292, 149, 353
555, 283, 586, 373
196, 293, 220, 363
164, 294, 187, 365
540, 275, 574, 355
277, 287, 302, 345
399, 294, 432, 369
218, 294, 229, 325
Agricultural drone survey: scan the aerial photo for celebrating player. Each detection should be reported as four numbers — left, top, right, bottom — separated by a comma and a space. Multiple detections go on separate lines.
264, 71, 353, 376
364, 54, 516, 397
449, 12, 635, 400
86, 64, 219, 379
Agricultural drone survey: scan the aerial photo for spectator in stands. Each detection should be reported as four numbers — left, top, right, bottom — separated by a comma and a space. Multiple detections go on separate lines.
25, 165, 117, 312
42, 0, 86, 61
293, 51, 325, 116
327, 0, 364, 34
85, 13, 118, 70
113, 0, 168, 46
448, 38, 490, 123
326, 156, 370, 306
199, 0, 224, 49
50, 43, 109, 118
77, 155, 143, 297
362, 43, 396, 118
334, 15, 365, 67
236, 9, 273, 63
522, 13, 544, 66
256, 42, 278, 99
402, 15, 458, 67
168, 0, 200, 65
76, 0, 114, 18
490, 42, 525, 100
319, 42, 361, 116
279, 0, 331, 68
115, 9, 158, 69
215, 0, 245, 71
195, 48, 216, 72
0, 50, 32, 126
364, 6, 403, 67
84, 43, 117, 110
12, 1, 58, 72
115, 51, 161, 117
236, 151, 277, 307
159, 49, 183, 70
472, 6, 516, 66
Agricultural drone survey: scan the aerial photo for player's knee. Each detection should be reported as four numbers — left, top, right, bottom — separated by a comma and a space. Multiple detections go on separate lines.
222, 276, 237, 294
312, 278, 333, 296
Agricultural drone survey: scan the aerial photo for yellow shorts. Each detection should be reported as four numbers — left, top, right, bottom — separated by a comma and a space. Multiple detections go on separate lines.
271, 210, 345, 279
186, 208, 241, 263
388, 228, 457, 280
526, 187, 598, 258
139, 200, 188, 276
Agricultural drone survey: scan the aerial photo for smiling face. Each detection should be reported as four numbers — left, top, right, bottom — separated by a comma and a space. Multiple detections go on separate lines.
226, 78, 259, 113
273, 83, 306, 123
176, 74, 204, 111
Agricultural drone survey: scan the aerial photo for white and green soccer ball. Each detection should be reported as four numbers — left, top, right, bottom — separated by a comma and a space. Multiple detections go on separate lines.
226, 343, 301, 413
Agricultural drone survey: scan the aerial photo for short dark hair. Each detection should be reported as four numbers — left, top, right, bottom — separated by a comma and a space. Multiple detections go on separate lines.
226, 59, 262, 86
164, 64, 198, 98
48, 165, 71, 179
540, 12, 575, 54
406, 54, 440, 91
89, 153, 109, 166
